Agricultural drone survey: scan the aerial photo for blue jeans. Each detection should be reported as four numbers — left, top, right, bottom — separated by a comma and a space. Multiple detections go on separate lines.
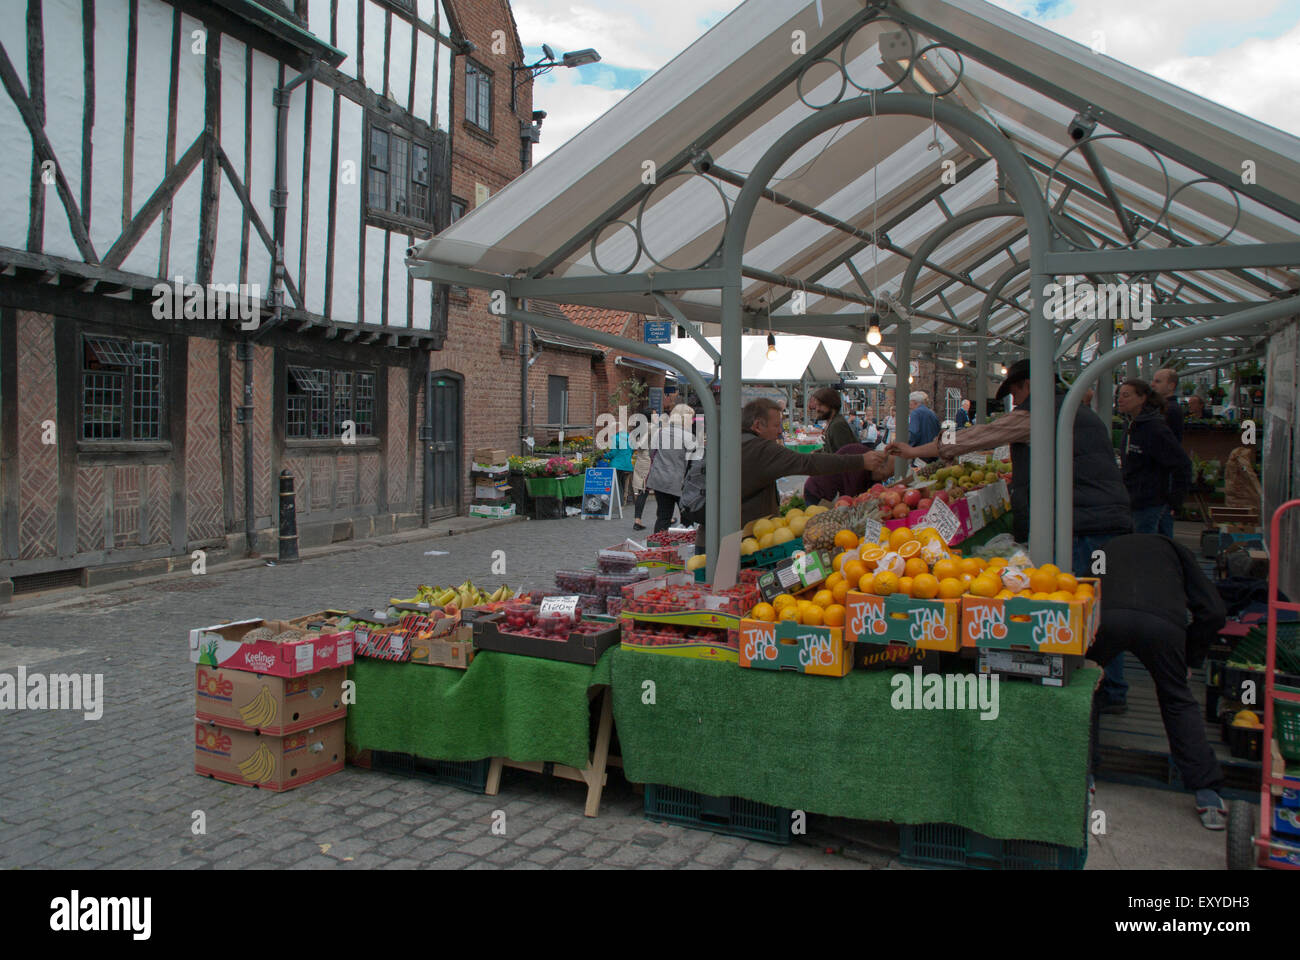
1157, 506, 1174, 538
1133, 505, 1166, 535
1073, 533, 1129, 704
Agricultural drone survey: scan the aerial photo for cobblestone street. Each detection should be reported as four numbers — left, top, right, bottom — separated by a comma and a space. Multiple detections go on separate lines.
0, 512, 1222, 869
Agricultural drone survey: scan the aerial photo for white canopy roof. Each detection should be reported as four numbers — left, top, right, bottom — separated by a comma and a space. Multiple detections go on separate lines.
661, 334, 844, 383
412, 0, 1300, 350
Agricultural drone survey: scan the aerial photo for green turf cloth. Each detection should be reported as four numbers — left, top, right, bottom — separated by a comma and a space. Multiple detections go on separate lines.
610, 649, 1097, 848
346, 648, 613, 769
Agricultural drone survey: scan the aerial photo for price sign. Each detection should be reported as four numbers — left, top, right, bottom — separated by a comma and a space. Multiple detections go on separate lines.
921, 498, 962, 544
863, 517, 883, 545
539, 596, 580, 617
993, 446, 1010, 461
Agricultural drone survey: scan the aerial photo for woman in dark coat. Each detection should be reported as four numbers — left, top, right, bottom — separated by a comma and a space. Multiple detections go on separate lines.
1116, 379, 1192, 535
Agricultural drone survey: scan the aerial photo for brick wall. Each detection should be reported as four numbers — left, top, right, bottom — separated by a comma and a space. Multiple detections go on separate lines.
229, 343, 274, 527
186, 338, 223, 541
16, 312, 57, 560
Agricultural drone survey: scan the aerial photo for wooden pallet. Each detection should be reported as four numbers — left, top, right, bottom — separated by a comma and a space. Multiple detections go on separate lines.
1095, 653, 1261, 799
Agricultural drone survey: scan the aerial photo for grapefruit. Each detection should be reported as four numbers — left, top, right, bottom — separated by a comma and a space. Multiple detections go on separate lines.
787, 516, 807, 536
758, 532, 776, 550
771, 527, 795, 545
752, 518, 775, 539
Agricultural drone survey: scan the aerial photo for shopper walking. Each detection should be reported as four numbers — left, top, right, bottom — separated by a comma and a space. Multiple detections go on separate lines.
907, 391, 941, 452
1116, 379, 1192, 535
630, 406, 653, 531
645, 404, 695, 533
1150, 367, 1186, 538
606, 423, 635, 508
1088, 534, 1229, 829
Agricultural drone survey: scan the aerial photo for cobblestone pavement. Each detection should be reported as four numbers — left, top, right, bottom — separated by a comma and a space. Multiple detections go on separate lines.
0, 510, 1217, 869
0, 511, 895, 869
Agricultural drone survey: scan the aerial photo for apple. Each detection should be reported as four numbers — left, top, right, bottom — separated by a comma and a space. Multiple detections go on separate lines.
836, 496, 854, 508
917, 498, 933, 511
854, 492, 872, 505
868, 483, 884, 496
903, 489, 922, 508
891, 503, 910, 519
880, 491, 901, 508
935, 489, 950, 504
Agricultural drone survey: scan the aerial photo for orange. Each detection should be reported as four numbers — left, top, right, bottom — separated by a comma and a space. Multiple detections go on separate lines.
778, 605, 801, 623
773, 593, 797, 610
932, 558, 960, 582
897, 576, 914, 597
985, 557, 1008, 570
1056, 573, 1079, 592
802, 604, 824, 627
858, 572, 875, 594
812, 589, 835, 608
872, 571, 900, 596
904, 557, 928, 578
843, 559, 868, 585
833, 551, 853, 573
834, 529, 860, 551
825, 572, 845, 592
995, 589, 1015, 599
1048, 590, 1076, 603
937, 577, 965, 599
889, 527, 914, 550
958, 557, 984, 577
831, 581, 849, 605
911, 573, 940, 599
1038, 563, 1061, 578
859, 543, 885, 566
823, 604, 846, 628
1074, 583, 1095, 598
970, 573, 1001, 598
897, 540, 922, 558
1031, 591, 1052, 600
960, 573, 975, 585
1018, 589, 1035, 598
751, 602, 777, 622
1028, 570, 1058, 594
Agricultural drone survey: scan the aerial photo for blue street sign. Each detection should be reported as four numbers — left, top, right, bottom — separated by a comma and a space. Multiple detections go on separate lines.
643, 320, 673, 344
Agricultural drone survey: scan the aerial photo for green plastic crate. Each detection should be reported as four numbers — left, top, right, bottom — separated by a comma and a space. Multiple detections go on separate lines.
899, 822, 1086, 870
644, 784, 793, 845
741, 536, 804, 569
1277, 685, 1300, 762
369, 751, 490, 794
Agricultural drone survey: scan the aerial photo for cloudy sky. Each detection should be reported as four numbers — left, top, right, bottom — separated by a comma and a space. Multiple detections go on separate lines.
516, 0, 1300, 160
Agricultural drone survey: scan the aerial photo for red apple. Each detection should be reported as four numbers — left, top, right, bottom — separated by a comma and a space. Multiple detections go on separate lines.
880, 491, 901, 508
868, 483, 884, 496
935, 489, 950, 504
891, 503, 910, 519
903, 489, 922, 508
853, 493, 872, 505
836, 496, 854, 508
917, 498, 933, 511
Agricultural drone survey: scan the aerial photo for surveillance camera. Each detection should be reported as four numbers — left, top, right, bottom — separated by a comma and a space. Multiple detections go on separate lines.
407, 246, 418, 258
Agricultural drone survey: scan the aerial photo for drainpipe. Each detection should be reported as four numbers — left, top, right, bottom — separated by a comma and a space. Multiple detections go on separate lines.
423, 351, 434, 526
518, 298, 529, 453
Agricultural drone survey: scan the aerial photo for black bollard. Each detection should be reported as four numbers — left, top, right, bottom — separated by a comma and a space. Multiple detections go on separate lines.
278, 469, 300, 562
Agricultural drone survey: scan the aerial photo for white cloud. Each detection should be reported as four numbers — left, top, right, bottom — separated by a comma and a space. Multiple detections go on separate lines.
531, 68, 633, 161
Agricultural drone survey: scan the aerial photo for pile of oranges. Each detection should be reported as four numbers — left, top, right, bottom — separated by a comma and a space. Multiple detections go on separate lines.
825, 526, 1096, 604
750, 589, 847, 627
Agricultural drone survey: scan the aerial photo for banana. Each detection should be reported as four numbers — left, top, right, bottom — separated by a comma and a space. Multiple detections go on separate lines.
238, 687, 277, 728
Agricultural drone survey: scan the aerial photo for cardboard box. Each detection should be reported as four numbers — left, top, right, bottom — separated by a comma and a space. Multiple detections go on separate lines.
194, 665, 347, 735
845, 592, 961, 652
737, 619, 852, 677
619, 639, 739, 662
194, 718, 345, 791
469, 503, 516, 519
473, 448, 508, 465
188, 619, 354, 678
474, 483, 509, 500
410, 623, 476, 668
960, 579, 1101, 656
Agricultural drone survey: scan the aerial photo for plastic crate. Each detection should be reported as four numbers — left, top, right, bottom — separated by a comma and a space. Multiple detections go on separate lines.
643, 784, 792, 845
899, 822, 1086, 870
1277, 685, 1300, 762
742, 537, 804, 569
369, 750, 490, 794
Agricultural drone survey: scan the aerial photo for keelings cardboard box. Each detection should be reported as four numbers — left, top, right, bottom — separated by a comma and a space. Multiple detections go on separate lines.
188, 618, 354, 678
194, 718, 345, 792
194, 665, 347, 735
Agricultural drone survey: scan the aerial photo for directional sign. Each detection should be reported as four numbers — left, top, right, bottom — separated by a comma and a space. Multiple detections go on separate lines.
643, 321, 673, 344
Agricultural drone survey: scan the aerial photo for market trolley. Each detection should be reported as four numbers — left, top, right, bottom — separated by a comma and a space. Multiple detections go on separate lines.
1227, 498, 1300, 870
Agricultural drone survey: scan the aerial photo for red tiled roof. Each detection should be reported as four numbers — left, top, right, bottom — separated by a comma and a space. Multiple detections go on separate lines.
560, 305, 637, 338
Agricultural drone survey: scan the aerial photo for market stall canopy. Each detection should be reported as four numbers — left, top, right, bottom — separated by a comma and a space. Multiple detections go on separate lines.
661, 334, 844, 383
409, 0, 1300, 348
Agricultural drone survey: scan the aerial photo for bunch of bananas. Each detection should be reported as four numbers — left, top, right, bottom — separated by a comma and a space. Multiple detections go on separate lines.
237, 686, 278, 728
237, 742, 275, 783
391, 581, 517, 610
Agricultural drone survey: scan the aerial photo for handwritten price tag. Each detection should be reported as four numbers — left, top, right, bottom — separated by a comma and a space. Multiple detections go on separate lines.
921, 499, 961, 544
863, 517, 882, 545
539, 596, 580, 617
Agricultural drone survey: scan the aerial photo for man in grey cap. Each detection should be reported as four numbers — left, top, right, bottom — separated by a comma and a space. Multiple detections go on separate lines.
889, 358, 1133, 577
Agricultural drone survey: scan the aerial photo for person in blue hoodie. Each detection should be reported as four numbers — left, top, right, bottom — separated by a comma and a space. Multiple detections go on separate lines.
1117, 379, 1193, 535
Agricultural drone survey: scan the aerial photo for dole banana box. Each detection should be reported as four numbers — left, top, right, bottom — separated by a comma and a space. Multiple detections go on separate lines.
188, 618, 354, 678
737, 620, 852, 677
194, 718, 345, 792
960, 578, 1101, 656
844, 592, 961, 652
193, 665, 347, 736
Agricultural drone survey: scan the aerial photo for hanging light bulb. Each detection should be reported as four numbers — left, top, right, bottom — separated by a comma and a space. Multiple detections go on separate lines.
766, 331, 777, 359
955, 353, 964, 370
908, 374, 914, 384
866, 315, 882, 347
1000, 363, 1008, 376
858, 353, 870, 369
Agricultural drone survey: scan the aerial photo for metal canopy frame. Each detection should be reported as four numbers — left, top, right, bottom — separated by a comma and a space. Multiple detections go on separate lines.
409, 0, 1300, 573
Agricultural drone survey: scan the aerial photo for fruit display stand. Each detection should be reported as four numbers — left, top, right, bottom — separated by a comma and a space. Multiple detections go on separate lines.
606, 649, 1097, 852
845, 591, 962, 652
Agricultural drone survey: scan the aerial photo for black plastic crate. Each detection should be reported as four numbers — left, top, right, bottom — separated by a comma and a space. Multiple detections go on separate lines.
899, 822, 1086, 870
644, 784, 792, 845
369, 750, 490, 794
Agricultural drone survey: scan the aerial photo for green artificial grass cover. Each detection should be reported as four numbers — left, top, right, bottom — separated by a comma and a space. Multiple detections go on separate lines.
610, 650, 1097, 848
347, 649, 614, 769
